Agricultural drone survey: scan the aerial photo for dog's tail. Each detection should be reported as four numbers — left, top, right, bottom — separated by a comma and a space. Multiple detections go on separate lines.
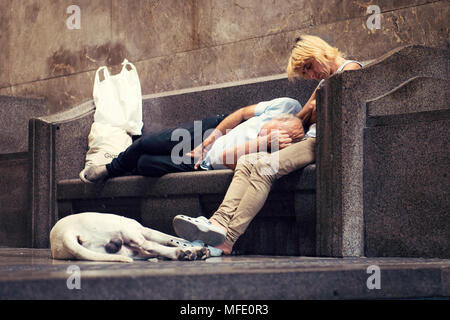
62, 232, 133, 263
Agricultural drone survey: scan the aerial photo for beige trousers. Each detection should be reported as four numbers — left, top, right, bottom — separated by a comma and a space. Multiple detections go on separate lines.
211, 137, 316, 247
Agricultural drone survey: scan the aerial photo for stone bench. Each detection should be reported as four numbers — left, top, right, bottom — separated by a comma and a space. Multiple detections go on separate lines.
29, 44, 449, 258
30, 74, 318, 253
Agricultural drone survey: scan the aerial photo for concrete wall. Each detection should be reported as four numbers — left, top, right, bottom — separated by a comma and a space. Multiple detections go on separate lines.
0, 0, 448, 114
0, 96, 47, 248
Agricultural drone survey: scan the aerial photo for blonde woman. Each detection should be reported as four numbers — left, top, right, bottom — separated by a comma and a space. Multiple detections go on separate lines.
173, 35, 363, 255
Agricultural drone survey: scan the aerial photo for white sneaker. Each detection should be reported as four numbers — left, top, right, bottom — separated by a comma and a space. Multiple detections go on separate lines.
79, 165, 109, 183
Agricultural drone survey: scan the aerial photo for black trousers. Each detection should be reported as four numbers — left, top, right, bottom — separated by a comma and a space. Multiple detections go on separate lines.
106, 114, 228, 177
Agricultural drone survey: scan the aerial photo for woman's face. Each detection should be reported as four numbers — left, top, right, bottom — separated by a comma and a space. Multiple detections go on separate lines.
300, 58, 331, 81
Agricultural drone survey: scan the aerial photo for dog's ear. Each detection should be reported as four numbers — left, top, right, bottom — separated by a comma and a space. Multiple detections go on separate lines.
62, 232, 132, 263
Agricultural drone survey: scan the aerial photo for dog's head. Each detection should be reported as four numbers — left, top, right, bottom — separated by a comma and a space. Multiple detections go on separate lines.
103, 237, 123, 254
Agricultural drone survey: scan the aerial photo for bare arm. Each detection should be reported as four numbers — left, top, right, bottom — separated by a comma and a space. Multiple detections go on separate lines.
187, 104, 257, 169
296, 88, 317, 127
202, 104, 257, 149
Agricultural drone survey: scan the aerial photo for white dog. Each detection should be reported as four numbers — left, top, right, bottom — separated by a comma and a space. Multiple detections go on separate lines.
50, 212, 210, 262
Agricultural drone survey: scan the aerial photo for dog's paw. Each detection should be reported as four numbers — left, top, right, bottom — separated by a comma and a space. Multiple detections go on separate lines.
198, 247, 210, 260
177, 247, 210, 261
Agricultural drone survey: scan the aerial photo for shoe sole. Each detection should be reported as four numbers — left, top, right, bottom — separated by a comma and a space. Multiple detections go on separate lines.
173, 215, 226, 246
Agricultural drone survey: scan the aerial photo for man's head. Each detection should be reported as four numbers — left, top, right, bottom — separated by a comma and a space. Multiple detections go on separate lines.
259, 114, 305, 142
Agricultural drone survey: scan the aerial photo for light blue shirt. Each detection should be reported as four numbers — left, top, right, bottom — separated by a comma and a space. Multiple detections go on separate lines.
200, 97, 302, 170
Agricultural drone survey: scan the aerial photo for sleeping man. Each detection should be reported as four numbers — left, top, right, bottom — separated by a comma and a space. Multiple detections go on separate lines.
80, 97, 305, 182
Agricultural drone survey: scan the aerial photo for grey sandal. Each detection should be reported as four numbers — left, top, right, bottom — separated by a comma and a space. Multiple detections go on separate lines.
173, 215, 226, 246
169, 238, 192, 248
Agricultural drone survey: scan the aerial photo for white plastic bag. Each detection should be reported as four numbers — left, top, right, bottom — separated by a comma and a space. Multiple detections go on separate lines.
93, 58, 143, 136
80, 59, 143, 179
84, 122, 132, 168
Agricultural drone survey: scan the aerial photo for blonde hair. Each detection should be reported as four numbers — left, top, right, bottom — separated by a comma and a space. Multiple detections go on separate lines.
286, 35, 344, 81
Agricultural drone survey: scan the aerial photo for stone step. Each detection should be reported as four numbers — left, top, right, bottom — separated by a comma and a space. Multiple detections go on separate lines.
0, 248, 448, 300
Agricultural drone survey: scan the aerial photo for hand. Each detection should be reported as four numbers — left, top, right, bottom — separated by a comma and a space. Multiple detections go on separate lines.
186, 143, 208, 170
260, 130, 292, 151
272, 130, 293, 150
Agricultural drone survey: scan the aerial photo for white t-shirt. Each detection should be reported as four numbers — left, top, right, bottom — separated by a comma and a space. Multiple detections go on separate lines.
200, 97, 302, 170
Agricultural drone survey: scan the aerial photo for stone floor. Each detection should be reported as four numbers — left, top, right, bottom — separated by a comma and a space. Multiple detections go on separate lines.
0, 248, 449, 300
